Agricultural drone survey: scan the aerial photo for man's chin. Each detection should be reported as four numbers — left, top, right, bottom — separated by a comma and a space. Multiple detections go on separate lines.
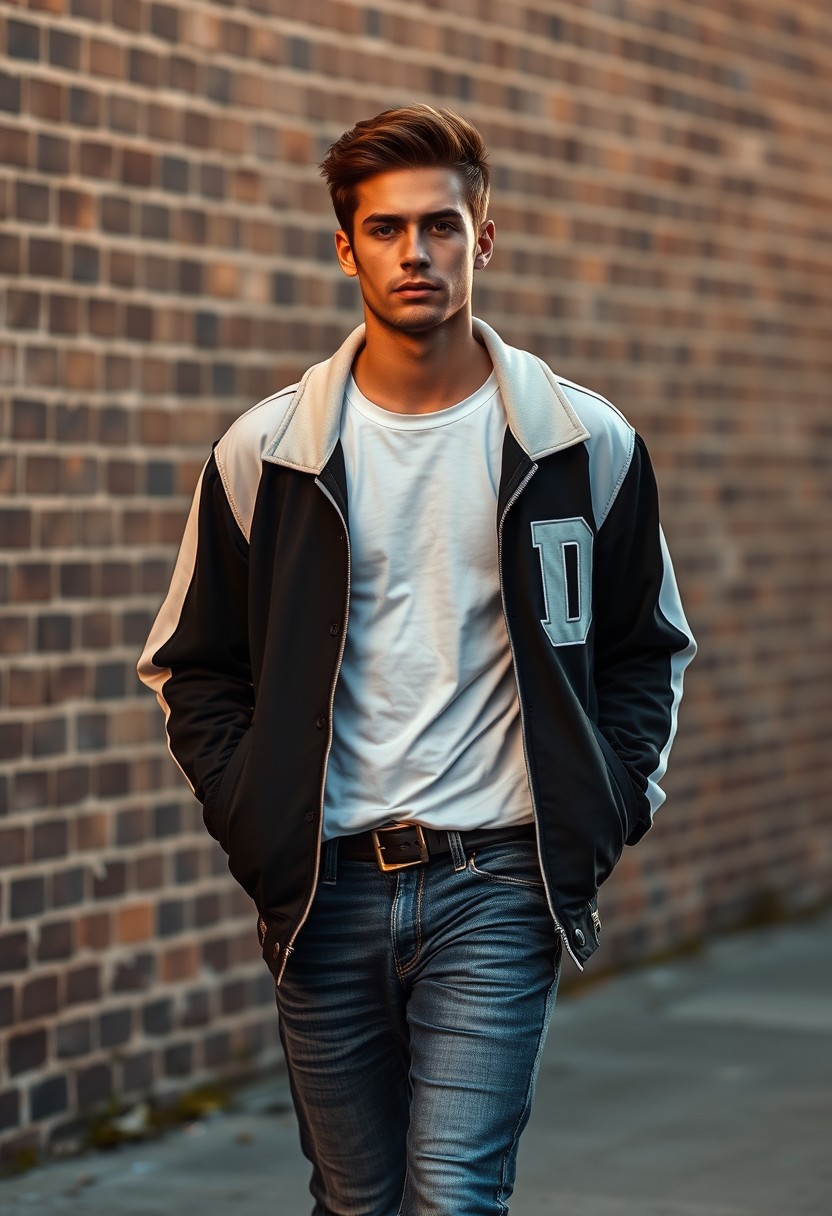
370, 300, 451, 334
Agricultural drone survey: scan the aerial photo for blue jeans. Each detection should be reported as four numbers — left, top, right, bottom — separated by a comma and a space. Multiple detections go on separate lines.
275, 832, 562, 1216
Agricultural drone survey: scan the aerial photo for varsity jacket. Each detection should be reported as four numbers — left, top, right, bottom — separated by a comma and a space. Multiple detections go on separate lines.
138, 318, 696, 982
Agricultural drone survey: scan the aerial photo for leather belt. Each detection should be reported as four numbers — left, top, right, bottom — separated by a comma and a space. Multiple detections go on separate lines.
335, 822, 536, 872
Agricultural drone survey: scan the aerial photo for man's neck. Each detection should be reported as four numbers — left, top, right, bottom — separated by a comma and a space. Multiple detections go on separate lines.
351, 309, 493, 415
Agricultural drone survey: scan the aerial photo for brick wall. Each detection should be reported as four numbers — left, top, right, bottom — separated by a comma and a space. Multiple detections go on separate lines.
1, 0, 831, 1157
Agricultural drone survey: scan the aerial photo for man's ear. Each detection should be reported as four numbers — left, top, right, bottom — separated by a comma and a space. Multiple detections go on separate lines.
473, 219, 495, 270
334, 230, 358, 278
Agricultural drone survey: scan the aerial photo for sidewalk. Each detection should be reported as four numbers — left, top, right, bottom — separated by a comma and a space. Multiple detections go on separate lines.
3, 911, 831, 1215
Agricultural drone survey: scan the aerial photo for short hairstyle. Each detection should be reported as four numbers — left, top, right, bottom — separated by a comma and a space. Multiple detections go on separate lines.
319, 104, 491, 237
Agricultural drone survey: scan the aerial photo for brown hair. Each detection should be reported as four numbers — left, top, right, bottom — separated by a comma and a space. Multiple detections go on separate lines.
319, 104, 490, 237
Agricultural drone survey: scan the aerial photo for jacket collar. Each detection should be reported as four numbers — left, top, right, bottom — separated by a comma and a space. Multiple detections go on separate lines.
262, 317, 589, 472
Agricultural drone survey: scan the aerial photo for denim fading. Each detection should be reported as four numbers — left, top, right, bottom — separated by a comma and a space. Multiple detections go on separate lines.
275, 834, 562, 1216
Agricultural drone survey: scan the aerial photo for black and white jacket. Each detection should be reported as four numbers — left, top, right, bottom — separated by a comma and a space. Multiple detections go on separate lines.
138, 318, 696, 982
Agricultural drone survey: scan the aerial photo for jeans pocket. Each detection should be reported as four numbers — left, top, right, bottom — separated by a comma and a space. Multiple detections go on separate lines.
466, 840, 545, 889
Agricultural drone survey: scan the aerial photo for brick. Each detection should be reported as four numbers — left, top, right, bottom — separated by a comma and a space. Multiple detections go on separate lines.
11, 561, 52, 601
0, 1089, 20, 1132
168, 55, 198, 94
77, 911, 110, 951
11, 875, 45, 918
51, 865, 86, 907
32, 818, 68, 859
15, 179, 50, 223
29, 237, 63, 277
26, 454, 60, 493
8, 671, 45, 710
8, 1028, 47, 1076
87, 301, 117, 345
0, 931, 29, 973
49, 294, 81, 334
151, 4, 180, 41
7, 20, 41, 61
0, 72, 22, 115
161, 155, 188, 193
164, 1042, 192, 1077
135, 852, 165, 890
0, 508, 32, 548
49, 665, 88, 702
112, 953, 154, 993
66, 963, 100, 1006
94, 662, 127, 699
21, 974, 59, 1021
221, 978, 248, 1016
0, 722, 24, 761
203, 1030, 231, 1069
122, 148, 154, 188
30, 1074, 68, 1121
0, 986, 13, 1027
37, 920, 74, 962
37, 613, 73, 652
112, 0, 142, 32
193, 890, 222, 927
38, 510, 74, 549
142, 998, 172, 1037
13, 768, 50, 812
0, 233, 21, 274
157, 898, 185, 937
109, 94, 141, 134
116, 903, 153, 943
32, 717, 68, 758
114, 806, 145, 846
77, 713, 108, 752
56, 1018, 91, 1059
69, 86, 99, 126
37, 132, 71, 174
76, 1062, 112, 1109
80, 611, 113, 649
122, 1050, 154, 1094
99, 1008, 132, 1049
79, 138, 116, 180
181, 988, 211, 1028
0, 826, 26, 868
49, 28, 82, 70
89, 37, 125, 81
59, 188, 94, 229
101, 193, 132, 233
7, 290, 41, 330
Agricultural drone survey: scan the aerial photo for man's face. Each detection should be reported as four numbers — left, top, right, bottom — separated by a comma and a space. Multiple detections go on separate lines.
334, 166, 493, 335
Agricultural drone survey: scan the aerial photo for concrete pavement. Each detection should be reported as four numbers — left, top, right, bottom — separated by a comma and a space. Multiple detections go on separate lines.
3, 911, 831, 1214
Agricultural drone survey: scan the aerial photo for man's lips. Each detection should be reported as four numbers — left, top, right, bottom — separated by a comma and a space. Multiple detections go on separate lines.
393, 282, 440, 295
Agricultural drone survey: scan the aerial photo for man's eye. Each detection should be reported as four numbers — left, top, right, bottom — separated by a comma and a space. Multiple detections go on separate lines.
373, 225, 394, 236
432, 222, 453, 233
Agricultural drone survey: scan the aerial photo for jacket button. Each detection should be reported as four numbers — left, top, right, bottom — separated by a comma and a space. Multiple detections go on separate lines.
305, 810, 315, 822
329, 621, 340, 636
573, 928, 586, 948
315, 714, 326, 729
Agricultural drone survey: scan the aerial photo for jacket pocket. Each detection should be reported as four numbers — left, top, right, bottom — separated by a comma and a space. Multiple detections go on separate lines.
210, 728, 252, 853
590, 722, 638, 851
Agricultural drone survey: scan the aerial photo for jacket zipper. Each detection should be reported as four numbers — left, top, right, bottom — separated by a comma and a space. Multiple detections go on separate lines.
276, 477, 351, 985
497, 461, 583, 971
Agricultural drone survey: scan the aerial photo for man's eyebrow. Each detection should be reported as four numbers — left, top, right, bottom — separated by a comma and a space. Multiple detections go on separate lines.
361, 208, 465, 227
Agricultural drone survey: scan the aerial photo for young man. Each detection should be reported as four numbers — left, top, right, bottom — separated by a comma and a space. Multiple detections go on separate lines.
139, 105, 696, 1215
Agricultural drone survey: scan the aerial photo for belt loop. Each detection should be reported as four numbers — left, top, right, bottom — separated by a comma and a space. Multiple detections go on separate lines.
321, 837, 339, 885
447, 830, 467, 872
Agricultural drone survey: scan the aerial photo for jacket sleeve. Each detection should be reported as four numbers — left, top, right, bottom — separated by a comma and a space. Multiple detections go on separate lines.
592, 433, 696, 843
137, 450, 253, 838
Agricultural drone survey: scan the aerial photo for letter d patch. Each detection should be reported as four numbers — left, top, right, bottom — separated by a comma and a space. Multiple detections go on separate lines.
530, 518, 593, 646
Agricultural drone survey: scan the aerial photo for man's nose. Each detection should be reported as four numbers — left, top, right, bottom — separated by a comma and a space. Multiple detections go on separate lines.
401, 227, 429, 266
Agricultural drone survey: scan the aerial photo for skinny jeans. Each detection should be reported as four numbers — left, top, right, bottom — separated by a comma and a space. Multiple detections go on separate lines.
275, 832, 561, 1216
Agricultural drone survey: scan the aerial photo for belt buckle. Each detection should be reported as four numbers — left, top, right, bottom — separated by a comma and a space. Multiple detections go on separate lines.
371, 823, 429, 872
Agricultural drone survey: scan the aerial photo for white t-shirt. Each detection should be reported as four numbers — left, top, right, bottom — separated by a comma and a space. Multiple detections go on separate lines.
322, 371, 535, 839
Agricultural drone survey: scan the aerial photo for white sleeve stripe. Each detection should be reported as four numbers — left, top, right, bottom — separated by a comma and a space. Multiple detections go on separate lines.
136, 461, 209, 795
645, 528, 697, 818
